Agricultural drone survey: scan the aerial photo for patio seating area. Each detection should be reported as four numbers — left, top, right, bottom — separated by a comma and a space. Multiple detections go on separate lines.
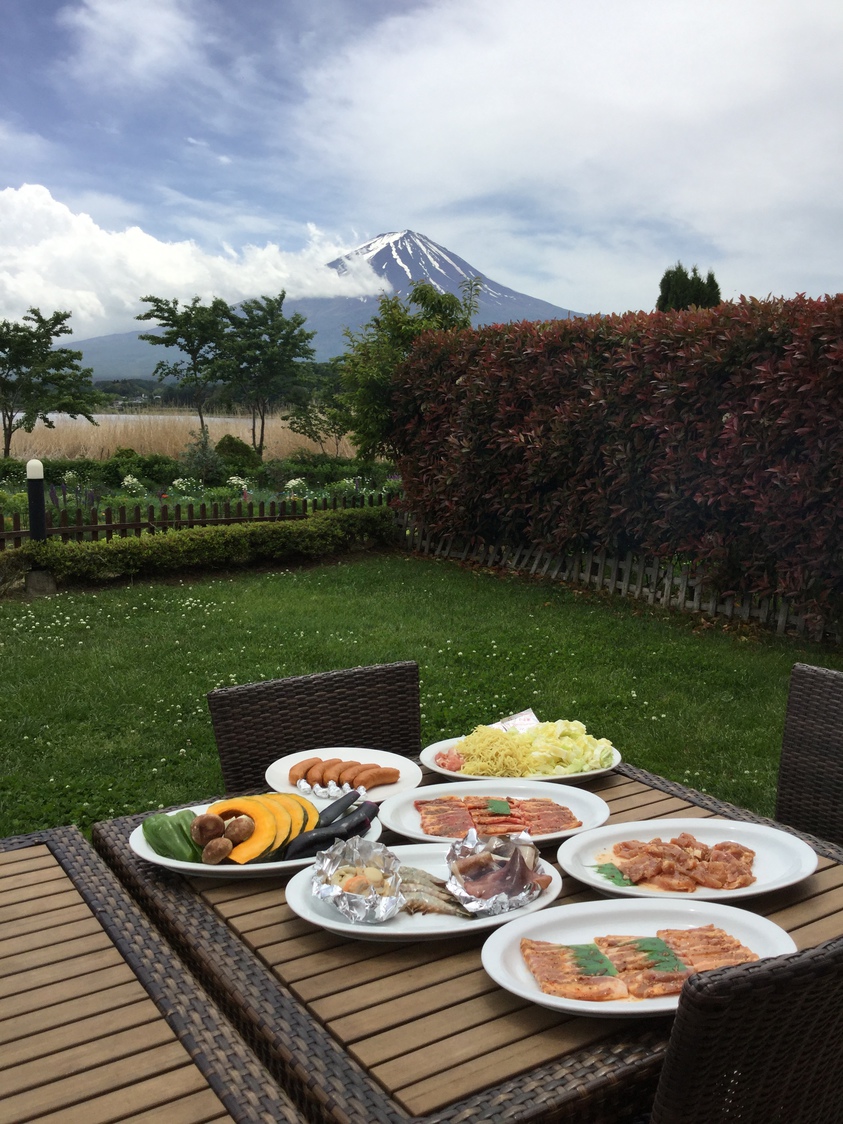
4, 660, 843, 1123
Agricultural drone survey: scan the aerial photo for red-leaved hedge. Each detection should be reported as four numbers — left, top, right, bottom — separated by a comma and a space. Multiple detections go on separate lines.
391, 294, 843, 620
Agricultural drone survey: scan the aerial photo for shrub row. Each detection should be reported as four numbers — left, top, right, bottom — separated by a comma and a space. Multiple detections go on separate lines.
392, 294, 843, 620
10, 507, 397, 586
0, 447, 396, 495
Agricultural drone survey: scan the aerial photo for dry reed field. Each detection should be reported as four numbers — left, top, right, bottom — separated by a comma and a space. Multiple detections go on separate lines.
10, 413, 353, 462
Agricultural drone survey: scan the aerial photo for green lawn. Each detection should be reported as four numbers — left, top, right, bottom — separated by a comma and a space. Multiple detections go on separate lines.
2, 551, 841, 836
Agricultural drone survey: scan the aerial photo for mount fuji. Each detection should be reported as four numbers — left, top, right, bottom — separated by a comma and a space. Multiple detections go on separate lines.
76, 230, 582, 377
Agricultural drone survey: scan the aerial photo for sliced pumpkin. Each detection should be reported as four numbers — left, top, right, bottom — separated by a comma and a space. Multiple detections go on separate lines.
262, 793, 307, 842
281, 792, 319, 832
206, 796, 279, 864
251, 795, 293, 852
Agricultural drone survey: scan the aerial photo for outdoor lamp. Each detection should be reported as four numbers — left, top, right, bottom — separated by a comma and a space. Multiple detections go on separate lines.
26, 458, 47, 542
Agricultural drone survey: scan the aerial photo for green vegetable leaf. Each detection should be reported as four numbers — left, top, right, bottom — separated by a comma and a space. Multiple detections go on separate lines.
569, 943, 619, 976
486, 798, 511, 814
591, 862, 635, 887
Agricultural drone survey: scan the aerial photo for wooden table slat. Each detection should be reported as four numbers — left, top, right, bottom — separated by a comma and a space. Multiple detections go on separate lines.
0, 914, 107, 959
119, 1087, 233, 1124
0, 1039, 195, 1124
0, 979, 149, 1047
1, 996, 161, 1071
393, 1014, 635, 1115
0, 887, 82, 925
0, 963, 138, 1021
312, 949, 487, 1022
345, 986, 531, 1066
0, 900, 92, 942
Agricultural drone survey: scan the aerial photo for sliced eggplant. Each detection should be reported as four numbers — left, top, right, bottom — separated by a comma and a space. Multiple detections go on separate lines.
316, 788, 363, 829
283, 802, 379, 861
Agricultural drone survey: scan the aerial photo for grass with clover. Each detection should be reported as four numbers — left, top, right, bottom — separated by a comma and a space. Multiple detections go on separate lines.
3, 552, 843, 837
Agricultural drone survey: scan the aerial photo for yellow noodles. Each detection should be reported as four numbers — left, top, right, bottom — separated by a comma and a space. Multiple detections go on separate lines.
454, 720, 616, 777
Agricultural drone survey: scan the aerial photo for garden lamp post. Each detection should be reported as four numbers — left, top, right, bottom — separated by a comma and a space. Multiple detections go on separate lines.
26, 459, 47, 542
24, 458, 56, 596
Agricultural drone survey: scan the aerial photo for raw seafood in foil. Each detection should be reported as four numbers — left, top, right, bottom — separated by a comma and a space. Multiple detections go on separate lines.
446, 830, 553, 916
311, 837, 404, 923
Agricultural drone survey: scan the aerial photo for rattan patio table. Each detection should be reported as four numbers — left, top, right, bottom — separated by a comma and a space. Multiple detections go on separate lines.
0, 824, 303, 1124
91, 764, 843, 1124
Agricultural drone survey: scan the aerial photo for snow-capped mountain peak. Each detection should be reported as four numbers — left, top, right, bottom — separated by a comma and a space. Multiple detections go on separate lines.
328, 230, 482, 296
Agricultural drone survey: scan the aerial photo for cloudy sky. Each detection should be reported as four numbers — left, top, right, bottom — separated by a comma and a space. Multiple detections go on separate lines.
1, 0, 841, 339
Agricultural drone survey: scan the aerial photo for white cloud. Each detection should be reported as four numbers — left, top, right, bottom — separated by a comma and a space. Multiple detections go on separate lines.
0, 185, 384, 337
293, 0, 843, 310
57, 0, 210, 90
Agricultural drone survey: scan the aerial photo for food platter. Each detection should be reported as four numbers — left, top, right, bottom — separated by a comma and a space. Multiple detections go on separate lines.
284, 843, 562, 940
264, 748, 423, 804
556, 818, 818, 900
420, 737, 622, 784
480, 898, 797, 1017
378, 780, 610, 844
129, 804, 382, 879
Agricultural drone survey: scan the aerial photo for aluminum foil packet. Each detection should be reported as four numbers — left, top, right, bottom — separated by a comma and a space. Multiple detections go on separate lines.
311, 837, 405, 924
445, 830, 545, 916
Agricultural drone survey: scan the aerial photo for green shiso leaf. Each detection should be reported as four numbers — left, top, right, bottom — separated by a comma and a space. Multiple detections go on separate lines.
486, 798, 511, 814
592, 862, 635, 887
569, 943, 619, 976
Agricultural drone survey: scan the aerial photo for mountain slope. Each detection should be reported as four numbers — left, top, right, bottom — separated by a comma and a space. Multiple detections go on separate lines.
77, 231, 582, 376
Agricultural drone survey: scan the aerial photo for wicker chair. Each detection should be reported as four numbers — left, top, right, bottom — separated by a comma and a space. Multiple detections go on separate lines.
647, 934, 843, 1123
206, 661, 421, 793
775, 662, 843, 846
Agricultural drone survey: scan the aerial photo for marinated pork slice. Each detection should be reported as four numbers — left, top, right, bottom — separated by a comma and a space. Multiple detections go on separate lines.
594, 935, 692, 997
520, 938, 630, 1001
414, 795, 476, 837
657, 924, 759, 972
611, 833, 756, 892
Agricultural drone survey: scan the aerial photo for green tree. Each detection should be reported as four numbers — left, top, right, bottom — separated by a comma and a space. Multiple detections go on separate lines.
656, 262, 721, 311
286, 359, 352, 456
340, 277, 480, 459
137, 295, 232, 431
0, 308, 100, 459
220, 293, 316, 456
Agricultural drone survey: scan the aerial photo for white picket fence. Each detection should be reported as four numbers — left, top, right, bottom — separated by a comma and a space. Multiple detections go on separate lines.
397, 514, 836, 642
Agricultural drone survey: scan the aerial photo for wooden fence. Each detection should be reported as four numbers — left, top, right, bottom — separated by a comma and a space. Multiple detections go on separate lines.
397, 514, 838, 642
3, 494, 835, 641
0, 493, 385, 550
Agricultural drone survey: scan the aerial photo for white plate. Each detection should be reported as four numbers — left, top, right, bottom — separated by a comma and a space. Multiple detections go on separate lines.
557, 818, 818, 900
421, 737, 622, 783
284, 842, 562, 940
264, 747, 422, 804
129, 804, 382, 879
481, 898, 797, 1017
378, 780, 610, 844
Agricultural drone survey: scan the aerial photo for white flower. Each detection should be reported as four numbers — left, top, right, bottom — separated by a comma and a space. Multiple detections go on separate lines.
285, 477, 306, 490
120, 474, 145, 496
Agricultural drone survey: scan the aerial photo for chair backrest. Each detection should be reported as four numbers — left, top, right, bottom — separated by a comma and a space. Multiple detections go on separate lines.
775, 662, 843, 846
650, 934, 843, 1124
206, 661, 421, 793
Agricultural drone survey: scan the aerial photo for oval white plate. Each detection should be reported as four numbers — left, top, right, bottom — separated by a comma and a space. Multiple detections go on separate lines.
264, 747, 423, 804
421, 737, 621, 783
481, 898, 797, 1017
379, 780, 610, 844
557, 818, 818, 900
284, 842, 562, 940
129, 803, 382, 879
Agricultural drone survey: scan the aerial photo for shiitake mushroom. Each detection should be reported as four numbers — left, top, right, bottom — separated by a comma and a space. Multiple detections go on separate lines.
202, 836, 234, 864
223, 814, 255, 845
190, 812, 225, 847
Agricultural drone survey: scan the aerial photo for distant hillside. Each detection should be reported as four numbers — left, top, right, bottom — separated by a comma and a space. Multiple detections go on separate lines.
76, 230, 584, 379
